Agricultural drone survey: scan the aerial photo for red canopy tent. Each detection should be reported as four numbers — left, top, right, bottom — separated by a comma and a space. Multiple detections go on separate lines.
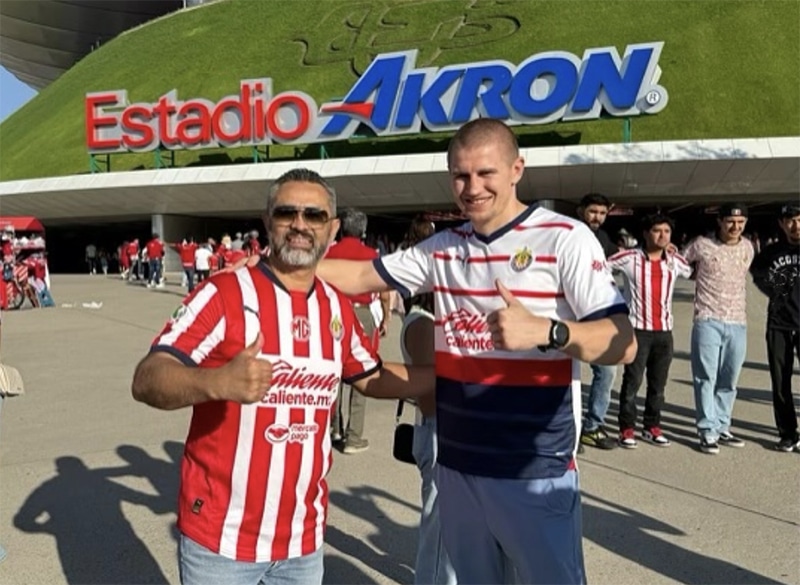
0, 216, 45, 232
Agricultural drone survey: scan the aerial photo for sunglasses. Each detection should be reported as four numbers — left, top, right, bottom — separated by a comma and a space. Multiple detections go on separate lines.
271, 206, 331, 227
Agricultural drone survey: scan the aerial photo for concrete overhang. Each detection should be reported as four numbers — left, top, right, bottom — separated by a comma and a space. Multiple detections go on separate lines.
1, 137, 798, 226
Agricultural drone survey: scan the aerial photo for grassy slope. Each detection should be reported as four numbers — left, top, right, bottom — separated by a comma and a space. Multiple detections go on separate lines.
0, 0, 798, 181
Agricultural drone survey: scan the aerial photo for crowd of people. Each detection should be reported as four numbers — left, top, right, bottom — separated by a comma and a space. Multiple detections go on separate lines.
106, 230, 265, 291
126, 117, 799, 585
0, 226, 53, 311
2, 114, 792, 584
1, 119, 796, 583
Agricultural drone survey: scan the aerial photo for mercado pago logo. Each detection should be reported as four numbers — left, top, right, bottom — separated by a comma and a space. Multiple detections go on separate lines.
85, 42, 668, 154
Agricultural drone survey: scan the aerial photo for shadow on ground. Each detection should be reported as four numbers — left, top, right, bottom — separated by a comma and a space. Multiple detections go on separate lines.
582, 493, 783, 585
13, 442, 183, 584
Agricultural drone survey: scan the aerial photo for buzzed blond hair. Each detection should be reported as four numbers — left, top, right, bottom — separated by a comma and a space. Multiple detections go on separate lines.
447, 118, 519, 168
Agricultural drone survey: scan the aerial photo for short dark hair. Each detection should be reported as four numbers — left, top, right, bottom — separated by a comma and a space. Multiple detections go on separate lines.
267, 168, 337, 216
641, 213, 674, 232
447, 118, 519, 167
579, 193, 612, 209
338, 208, 368, 238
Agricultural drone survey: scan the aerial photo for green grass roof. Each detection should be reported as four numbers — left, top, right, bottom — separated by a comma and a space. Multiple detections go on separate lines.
1, 0, 798, 181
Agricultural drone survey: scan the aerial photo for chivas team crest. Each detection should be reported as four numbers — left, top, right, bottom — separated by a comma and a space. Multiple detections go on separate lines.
510, 247, 533, 272
330, 315, 344, 340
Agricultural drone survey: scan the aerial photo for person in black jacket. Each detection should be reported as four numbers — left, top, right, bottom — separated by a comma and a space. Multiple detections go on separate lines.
577, 193, 620, 450
750, 203, 800, 452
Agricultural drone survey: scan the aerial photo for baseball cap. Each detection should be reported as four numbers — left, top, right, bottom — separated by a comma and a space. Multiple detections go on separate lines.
718, 203, 748, 218
779, 203, 800, 218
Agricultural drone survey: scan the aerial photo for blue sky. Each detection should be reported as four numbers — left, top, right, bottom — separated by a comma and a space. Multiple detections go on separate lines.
0, 66, 37, 122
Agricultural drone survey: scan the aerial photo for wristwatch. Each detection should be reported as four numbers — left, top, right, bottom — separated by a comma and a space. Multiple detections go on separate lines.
538, 319, 570, 352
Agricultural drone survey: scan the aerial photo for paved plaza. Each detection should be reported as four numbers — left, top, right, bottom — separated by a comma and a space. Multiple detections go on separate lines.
0, 274, 798, 585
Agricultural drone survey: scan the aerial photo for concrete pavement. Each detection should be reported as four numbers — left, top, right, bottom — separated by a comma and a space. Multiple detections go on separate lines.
0, 274, 797, 584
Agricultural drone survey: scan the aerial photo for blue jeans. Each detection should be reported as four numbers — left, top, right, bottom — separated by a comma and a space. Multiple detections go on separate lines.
148, 259, 162, 285
183, 267, 196, 293
583, 364, 617, 432
691, 319, 747, 441
412, 416, 456, 585
179, 534, 323, 585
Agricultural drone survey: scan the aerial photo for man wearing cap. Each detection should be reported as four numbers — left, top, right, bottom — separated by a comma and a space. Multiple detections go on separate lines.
683, 203, 754, 454
750, 204, 800, 452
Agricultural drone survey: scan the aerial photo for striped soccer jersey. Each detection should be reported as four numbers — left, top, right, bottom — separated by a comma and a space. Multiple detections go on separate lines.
376, 205, 627, 479
608, 248, 692, 331
151, 263, 380, 563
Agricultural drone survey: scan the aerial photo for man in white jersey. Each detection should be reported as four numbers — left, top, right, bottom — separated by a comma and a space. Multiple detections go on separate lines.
608, 213, 693, 448
316, 119, 637, 584
131, 168, 435, 585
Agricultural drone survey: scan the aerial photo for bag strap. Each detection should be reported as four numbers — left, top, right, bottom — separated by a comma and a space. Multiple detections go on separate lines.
395, 399, 405, 425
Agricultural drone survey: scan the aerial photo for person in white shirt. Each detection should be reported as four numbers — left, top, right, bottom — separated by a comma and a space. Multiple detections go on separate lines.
194, 244, 213, 283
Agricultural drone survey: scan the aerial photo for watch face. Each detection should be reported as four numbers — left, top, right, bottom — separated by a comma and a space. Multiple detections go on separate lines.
553, 322, 570, 347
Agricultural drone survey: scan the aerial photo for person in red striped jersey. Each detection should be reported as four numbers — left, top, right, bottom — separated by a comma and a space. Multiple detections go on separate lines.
316, 119, 638, 585
131, 168, 435, 585
608, 213, 693, 448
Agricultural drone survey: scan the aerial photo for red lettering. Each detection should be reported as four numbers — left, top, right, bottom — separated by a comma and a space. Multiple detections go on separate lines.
266, 94, 310, 141
254, 94, 267, 140
176, 102, 211, 145
121, 105, 155, 149
85, 93, 121, 151
211, 87, 251, 143
154, 96, 178, 146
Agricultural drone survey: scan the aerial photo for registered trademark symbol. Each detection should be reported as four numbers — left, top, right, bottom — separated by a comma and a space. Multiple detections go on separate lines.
645, 90, 661, 106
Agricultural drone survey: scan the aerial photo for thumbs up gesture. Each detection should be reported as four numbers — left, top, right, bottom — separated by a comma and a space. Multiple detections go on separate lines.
486, 280, 550, 351
217, 332, 273, 404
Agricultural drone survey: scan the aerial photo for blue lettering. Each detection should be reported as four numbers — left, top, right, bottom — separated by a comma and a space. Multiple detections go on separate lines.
509, 57, 577, 118
321, 54, 407, 135
416, 69, 462, 127
572, 47, 654, 112
450, 64, 512, 124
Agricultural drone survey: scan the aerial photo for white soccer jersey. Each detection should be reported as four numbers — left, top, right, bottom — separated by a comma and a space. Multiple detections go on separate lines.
151, 263, 380, 562
375, 205, 627, 479
608, 248, 692, 331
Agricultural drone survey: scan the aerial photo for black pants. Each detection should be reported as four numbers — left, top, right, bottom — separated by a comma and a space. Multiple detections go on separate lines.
767, 328, 800, 441
618, 329, 674, 430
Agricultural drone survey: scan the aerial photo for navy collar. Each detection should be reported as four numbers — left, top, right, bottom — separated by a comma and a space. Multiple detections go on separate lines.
472, 204, 540, 244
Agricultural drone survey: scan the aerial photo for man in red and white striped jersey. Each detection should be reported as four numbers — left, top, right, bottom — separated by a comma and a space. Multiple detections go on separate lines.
131, 168, 434, 585
608, 213, 693, 448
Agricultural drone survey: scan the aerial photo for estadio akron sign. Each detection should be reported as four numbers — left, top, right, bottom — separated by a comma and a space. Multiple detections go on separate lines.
85, 42, 668, 153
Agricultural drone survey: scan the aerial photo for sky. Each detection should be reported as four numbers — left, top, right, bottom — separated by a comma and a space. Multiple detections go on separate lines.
0, 65, 37, 122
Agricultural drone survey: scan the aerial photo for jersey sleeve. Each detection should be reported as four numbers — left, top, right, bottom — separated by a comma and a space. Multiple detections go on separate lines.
673, 253, 693, 279
373, 234, 439, 298
607, 250, 632, 274
557, 223, 628, 321
340, 302, 382, 384
150, 279, 226, 366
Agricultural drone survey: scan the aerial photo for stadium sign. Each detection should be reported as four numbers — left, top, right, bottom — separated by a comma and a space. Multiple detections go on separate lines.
85, 42, 668, 153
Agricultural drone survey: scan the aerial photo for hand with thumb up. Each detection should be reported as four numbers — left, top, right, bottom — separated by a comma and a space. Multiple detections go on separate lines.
486, 280, 550, 351
217, 332, 273, 404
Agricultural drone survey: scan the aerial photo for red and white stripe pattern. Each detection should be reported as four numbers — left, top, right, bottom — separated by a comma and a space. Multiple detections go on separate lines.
608, 248, 692, 331
376, 206, 627, 471
151, 264, 380, 562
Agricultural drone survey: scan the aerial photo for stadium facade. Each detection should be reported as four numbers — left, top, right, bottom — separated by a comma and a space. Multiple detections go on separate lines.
0, 0, 797, 272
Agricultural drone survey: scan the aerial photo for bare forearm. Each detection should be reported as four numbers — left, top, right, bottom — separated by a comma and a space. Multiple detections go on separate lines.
356, 363, 435, 399
563, 314, 637, 365
318, 259, 390, 295
132, 354, 220, 410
